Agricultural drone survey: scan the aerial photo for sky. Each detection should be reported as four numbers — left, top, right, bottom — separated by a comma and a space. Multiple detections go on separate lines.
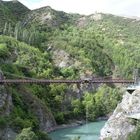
4, 0, 140, 17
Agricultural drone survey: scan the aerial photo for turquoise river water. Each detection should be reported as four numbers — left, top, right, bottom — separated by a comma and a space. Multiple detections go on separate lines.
49, 121, 106, 140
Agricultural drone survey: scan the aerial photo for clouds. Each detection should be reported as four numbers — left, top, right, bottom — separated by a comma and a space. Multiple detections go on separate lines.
104, 0, 140, 17
11, 0, 140, 17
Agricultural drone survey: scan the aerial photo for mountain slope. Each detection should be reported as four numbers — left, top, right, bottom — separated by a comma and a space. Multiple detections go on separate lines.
22, 6, 81, 29
3, 0, 30, 20
0, 0, 30, 32
21, 8, 140, 78
0, 1, 16, 32
87, 13, 140, 78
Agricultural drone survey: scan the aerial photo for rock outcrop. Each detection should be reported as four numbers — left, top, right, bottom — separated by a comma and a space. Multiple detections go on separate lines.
20, 89, 57, 132
100, 90, 140, 140
0, 85, 12, 116
0, 128, 17, 140
52, 49, 74, 68
0, 84, 15, 140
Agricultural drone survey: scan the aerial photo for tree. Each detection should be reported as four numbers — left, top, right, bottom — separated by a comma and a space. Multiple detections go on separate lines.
71, 99, 84, 116
22, 29, 29, 43
14, 22, 22, 40
8, 23, 12, 36
16, 127, 38, 140
3, 22, 8, 35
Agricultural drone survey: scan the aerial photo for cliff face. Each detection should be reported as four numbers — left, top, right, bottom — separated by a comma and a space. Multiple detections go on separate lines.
0, 85, 12, 116
0, 84, 15, 140
0, 83, 56, 139
100, 90, 140, 140
20, 89, 57, 132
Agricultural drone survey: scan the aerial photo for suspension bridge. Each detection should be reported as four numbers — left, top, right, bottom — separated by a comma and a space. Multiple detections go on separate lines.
0, 73, 134, 84
0, 70, 137, 94
0, 78, 134, 84
0, 70, 135, 85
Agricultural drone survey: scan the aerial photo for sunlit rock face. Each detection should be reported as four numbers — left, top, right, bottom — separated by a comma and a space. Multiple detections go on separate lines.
52, 49, 74, 68
89, 13, 102, 21
100, 90, 140, 140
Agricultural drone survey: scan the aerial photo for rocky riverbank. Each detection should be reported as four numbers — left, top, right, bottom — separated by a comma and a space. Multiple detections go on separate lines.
48, 120, 85, 132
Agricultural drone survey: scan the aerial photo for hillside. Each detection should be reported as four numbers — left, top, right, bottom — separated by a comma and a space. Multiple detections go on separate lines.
31, 11, 140, 78
3, 0, 30, 20
0, 35, 57, 139
0, 1, 140, 140
0, 0, 16, 32
21, 6, 140, 78
0, 0, 30, 32
23, 6, 81, 29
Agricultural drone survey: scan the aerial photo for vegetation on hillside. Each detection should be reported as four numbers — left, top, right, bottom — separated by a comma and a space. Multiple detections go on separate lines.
0, 0, 30, 33
3, 0, 30, 20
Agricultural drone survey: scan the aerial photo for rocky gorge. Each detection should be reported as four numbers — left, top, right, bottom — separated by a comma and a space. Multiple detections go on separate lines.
1, 0, 140, 139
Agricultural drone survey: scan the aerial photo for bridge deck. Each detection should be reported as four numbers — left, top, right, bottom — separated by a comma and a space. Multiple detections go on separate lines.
0, 79, 134, 84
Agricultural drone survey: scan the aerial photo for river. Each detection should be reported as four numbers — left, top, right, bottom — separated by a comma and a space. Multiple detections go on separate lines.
49, 121, 106, 140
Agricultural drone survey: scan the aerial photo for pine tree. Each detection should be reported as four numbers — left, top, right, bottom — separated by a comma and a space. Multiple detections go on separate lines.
22, 29, 29, 43
8, 23, 12, 36
3, 22, 8, 35
14, 22, 22, 40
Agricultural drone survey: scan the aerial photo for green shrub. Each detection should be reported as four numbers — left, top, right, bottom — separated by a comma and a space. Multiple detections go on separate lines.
82, 85, 121, 121
0, 43, 9, 58
0, 117, 7, 128
60, 68, 75, 78
54, 112, 65, 124
11, 117, 33, 130
16, 127, 38, 140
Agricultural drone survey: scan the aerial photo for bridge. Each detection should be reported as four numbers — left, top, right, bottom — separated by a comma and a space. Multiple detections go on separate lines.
0, 70, 136, 94
0, 70, 135, 85
0, 79, 134, 84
